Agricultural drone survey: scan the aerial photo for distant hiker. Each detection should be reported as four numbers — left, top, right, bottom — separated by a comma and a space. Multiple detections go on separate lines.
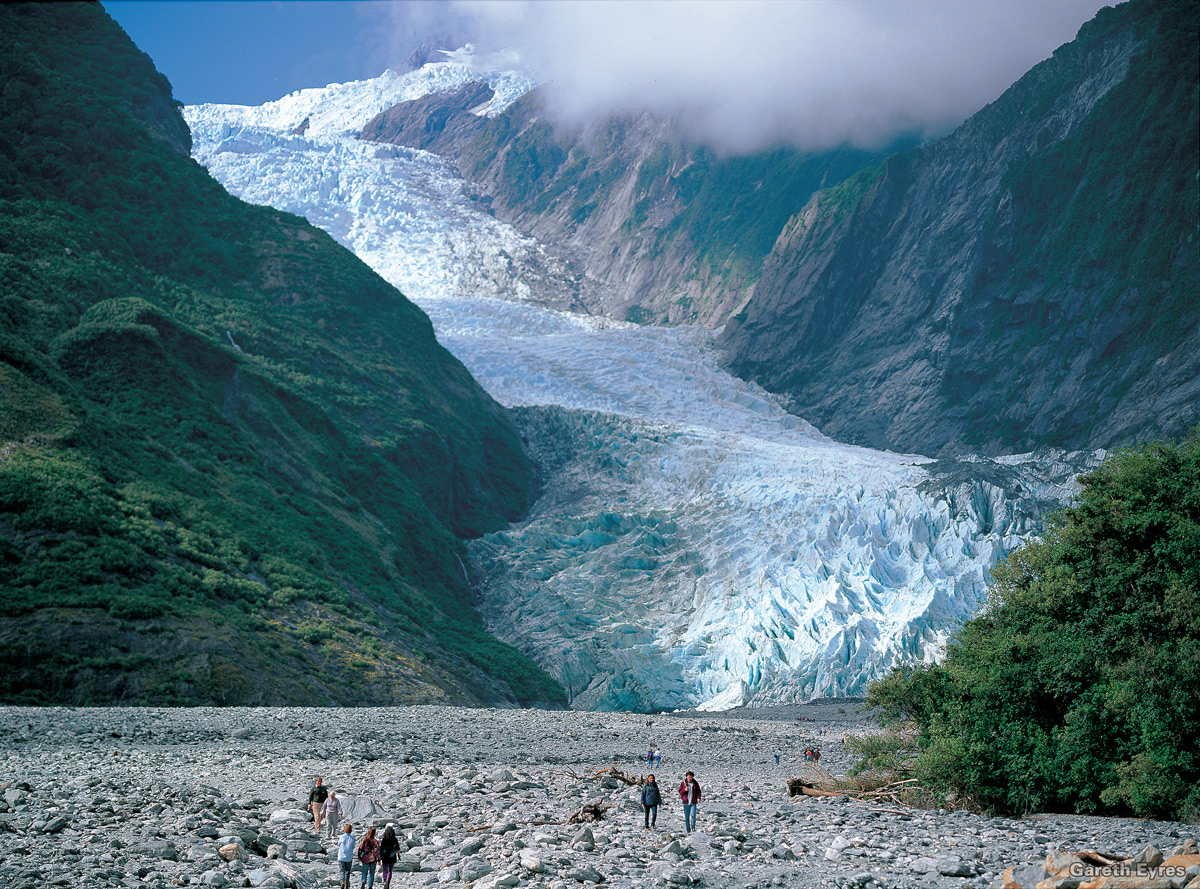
309, 776, 329, 832
337, 823, 355, 889
678, 770, 701, 834
357, 825, 381, 889
813, 747, 821, 764
647, 746, 655, 769
379, 823, 400, 889
653, 745, 661, 767
640, 774, 661, 829
774, 750, 781, 765
321, 790, 343, 839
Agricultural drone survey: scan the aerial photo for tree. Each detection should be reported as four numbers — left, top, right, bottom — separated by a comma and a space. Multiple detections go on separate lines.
866, 428, 1200, 819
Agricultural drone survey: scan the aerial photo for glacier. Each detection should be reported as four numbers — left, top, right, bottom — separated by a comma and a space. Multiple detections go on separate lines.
184, 56, 1093, 711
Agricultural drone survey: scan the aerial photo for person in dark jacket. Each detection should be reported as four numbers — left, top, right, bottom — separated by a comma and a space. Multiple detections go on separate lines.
640, 774, 662, 829
308, 776, 329, 833
678, 771, 701, 833
378, 824, 401, 889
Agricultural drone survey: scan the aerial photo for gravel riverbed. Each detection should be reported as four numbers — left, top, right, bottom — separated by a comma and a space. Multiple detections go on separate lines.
0, 705, 1192, 889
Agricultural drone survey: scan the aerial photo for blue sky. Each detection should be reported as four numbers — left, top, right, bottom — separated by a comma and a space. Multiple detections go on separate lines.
103, 0, 1109, 152
102, 1, 415, 106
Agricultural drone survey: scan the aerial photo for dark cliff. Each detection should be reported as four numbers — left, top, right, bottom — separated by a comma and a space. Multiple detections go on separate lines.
0, 3, 561, 706
721, 0, 1199, 456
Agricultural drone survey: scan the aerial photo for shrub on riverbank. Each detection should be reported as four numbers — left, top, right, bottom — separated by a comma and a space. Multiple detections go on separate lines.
864, 430, 1200, 820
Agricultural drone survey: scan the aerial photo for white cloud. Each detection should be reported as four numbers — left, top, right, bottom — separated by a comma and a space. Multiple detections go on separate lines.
376, 0, 1110, 153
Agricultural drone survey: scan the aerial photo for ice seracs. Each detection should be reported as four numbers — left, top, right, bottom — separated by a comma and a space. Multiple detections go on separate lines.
184, 57, 1091, 710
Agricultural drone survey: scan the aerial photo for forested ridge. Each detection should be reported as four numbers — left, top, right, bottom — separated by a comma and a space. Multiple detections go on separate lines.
0, 3, 563, 706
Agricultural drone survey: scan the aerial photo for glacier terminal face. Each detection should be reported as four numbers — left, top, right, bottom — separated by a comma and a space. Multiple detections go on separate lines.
185, 61, 1092, 711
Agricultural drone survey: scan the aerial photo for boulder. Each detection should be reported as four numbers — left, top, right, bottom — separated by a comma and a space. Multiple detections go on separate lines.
339, 796, 387, 826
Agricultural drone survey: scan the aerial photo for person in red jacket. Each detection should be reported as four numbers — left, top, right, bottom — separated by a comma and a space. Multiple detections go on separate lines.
677, 770, 701, 833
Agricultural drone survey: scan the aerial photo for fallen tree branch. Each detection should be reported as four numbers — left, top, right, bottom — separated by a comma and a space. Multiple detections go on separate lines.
588, 766, 642, 786
567, 798, 611, 823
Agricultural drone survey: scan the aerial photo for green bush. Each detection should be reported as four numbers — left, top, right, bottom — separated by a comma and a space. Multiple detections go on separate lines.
865, 429, 1200, 819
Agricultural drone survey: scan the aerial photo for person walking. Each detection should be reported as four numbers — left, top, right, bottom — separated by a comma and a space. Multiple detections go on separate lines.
677, 770, 701, 834
357, 825, 381, 889
379, 824, 400, 889
647, 746, 655, 769
308, 776, 329, 833
640, 774, 661, 829
321, 790, 343, 839
337, 823, 355, 889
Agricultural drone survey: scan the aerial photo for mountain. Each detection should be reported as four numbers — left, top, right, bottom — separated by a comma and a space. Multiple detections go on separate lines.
0, 3, 563, 707
720, 0, 1199, 457
183, 51, 1095, 709
360, 85, 913, 325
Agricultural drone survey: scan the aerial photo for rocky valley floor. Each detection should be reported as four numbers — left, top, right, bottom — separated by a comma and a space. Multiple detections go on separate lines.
0, 705, 1192, 889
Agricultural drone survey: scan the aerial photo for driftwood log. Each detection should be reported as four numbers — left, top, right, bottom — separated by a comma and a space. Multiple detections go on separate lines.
787, 778, 842, 798
567, 799, 611, 824
589, 766, 643, 786
786, 774, 926, 807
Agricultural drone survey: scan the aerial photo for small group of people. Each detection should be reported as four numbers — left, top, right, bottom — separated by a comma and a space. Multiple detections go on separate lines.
804, 746, 821, 763
311, 778, 400, 889
336, 823, 402, 889
639, 770, 702, 833
308, 776, 345, 839
645, 744, 661, 768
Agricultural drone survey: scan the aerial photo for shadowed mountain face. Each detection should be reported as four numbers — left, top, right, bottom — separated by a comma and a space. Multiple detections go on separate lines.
0, 3, 562, 707
720, 0, 1199, 457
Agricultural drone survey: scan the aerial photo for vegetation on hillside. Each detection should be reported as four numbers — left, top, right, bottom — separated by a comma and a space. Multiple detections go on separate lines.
861, 431, 1200, 820
0, 3, 564, 706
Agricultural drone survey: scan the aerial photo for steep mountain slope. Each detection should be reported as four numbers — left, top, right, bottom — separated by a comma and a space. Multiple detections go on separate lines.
721, 0, 1199, 457
361, 87, 911, 325
0, 3, 562, 706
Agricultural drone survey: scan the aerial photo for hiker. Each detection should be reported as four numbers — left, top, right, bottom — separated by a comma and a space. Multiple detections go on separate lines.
337, 823, 355, 889
653, 745, 661, 767
774, 750, 781, 765
357, 825, 381, 889
321, 790, 343, 839
678, 770, 701, 834
309, 776, 329, 832
813, 747, 821, 764
640, 774, 661, 829
647, 746, 655, 769
379, 823, 400, 889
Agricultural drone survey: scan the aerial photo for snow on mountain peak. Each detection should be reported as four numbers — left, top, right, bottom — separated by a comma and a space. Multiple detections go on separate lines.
185, 52, 536, 140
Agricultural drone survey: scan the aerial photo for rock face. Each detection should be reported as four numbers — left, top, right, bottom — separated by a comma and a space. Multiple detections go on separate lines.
721, 0, 1200, 456
361, 88, 908, 326
360, 80, 495, 154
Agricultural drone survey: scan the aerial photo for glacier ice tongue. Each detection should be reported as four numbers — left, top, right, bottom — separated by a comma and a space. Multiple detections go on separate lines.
184, 64, 1092, 711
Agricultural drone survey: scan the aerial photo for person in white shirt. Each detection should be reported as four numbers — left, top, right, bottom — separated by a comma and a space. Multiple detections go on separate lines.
337, 823, 356, 889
